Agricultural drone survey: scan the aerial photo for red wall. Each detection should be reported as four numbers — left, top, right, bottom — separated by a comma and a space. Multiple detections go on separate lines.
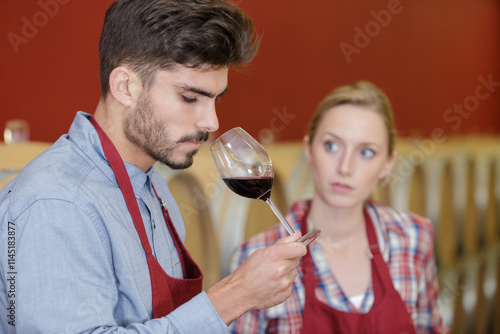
1, 0, 499, 143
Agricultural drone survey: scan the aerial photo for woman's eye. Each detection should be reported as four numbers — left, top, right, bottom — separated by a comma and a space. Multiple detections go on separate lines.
183, 95, 197, 103
361, 148, 375, 158
325, 142, 338, 152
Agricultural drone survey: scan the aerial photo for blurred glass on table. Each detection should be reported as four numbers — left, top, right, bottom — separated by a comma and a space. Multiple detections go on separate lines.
4, 119, 30, 144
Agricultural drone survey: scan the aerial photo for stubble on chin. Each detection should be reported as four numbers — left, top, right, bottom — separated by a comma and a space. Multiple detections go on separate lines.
124, 92, 208, 170
158, 148, 197, 170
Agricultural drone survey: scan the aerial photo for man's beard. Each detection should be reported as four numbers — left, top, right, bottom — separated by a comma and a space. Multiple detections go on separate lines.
124, 92, 209, 170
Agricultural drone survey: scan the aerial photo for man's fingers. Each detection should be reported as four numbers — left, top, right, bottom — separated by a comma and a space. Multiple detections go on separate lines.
275, 231, 302, 245
271, 232, 307, 260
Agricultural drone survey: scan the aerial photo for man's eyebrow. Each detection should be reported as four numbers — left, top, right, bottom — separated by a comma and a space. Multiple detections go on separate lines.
176, 84, 228, 99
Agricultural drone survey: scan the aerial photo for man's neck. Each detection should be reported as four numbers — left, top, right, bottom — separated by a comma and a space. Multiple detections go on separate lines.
93, 99, 155, 172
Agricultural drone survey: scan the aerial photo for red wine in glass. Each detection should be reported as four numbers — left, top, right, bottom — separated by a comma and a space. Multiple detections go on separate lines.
211, 127, 320, 245
222, 177, 273, 201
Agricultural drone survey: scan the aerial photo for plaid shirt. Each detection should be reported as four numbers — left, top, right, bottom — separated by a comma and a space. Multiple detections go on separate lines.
229, 200, 448, 334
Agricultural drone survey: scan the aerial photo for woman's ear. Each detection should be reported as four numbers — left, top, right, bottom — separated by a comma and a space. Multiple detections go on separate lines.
379, 151, 398, 180
303, 135, 312, 163
108, 66, 142, 107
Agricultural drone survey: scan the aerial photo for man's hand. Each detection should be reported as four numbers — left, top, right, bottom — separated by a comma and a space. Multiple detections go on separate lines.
206, 232, 307, 325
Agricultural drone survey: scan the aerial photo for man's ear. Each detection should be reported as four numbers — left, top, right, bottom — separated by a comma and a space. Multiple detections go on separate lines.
108, 66, 142, 107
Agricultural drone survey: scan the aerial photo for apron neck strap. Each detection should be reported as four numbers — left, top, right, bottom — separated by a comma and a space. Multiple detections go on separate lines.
90, 116, 154, 258
363, 207, 381, 258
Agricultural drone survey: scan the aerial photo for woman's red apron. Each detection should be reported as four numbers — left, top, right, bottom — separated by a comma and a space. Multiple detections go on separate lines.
301, 208, 416, 333
91, 117, 203, 318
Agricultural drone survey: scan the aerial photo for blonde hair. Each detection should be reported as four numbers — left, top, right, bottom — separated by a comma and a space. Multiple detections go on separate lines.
307, 81, 396, 155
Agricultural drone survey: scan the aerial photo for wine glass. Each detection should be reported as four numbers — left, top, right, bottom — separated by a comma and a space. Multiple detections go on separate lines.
4, 119, 30, 145
210, 127, 320, 245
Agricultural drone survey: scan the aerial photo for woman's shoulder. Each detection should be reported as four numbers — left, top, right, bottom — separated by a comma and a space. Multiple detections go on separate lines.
368, 200, 434, 234
367, 200, 435, 257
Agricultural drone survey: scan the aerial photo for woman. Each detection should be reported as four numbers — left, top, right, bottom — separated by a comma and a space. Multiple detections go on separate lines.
229, 81, 447, 333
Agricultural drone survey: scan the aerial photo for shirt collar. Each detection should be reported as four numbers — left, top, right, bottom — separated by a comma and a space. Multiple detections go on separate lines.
69, 111, 153, 199
292, 199, 407, 237
365, 200, 408, 237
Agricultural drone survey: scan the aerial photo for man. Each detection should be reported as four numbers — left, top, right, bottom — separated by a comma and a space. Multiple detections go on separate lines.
0, 0, 306, 332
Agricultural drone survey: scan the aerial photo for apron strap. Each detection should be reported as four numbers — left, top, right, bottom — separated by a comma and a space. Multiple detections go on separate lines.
90, 116, 203, 318
151, 184, 187, 277
90, 117, 154, 258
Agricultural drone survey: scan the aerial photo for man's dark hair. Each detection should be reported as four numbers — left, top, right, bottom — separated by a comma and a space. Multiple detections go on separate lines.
98, 0, 260, 98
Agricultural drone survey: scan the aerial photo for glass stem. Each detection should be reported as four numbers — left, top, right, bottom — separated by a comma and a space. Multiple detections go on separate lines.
265, 197, 296, 235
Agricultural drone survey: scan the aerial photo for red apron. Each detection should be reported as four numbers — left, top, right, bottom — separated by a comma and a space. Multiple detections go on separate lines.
301, 208, 416, 333
91, 117, 203, 318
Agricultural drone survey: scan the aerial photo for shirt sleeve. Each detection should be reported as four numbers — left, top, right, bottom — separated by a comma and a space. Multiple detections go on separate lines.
1, 199, 227, 334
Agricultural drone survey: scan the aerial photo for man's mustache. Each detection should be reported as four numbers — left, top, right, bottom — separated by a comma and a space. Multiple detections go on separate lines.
178, 131, 209, 143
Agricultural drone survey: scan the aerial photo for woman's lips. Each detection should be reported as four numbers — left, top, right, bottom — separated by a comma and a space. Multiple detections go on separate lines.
331, 182, 353, 193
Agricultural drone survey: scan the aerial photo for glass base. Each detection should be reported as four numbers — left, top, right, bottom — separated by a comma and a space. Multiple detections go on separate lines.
299, 228, 321, 246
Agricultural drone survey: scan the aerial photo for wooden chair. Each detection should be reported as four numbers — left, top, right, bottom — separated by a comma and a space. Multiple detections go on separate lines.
386, 154, 420, 213
447, 148, 472, 257
481, 245, 500, 333
484, 148, 499, 246
423, 152, 457, 268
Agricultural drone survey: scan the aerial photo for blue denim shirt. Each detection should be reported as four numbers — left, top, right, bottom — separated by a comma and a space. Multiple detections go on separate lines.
0, 112, 228, 333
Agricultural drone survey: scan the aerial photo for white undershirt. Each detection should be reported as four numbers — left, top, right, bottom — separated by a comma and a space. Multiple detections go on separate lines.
349, 293, 365, 309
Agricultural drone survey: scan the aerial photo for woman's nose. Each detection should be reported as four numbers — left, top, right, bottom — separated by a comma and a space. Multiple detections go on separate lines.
338, 150, 354, 176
